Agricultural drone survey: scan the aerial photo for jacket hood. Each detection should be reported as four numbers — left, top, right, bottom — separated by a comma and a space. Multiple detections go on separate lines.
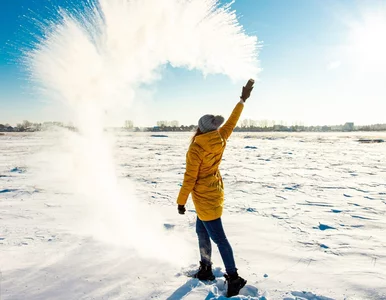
194, 130, 225, 153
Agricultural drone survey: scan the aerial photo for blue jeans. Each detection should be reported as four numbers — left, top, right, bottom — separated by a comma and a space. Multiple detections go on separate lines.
196, 216, 237, 275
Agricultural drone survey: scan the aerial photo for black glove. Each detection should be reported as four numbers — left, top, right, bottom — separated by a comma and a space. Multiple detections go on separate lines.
178, 204, 186, 215
240, 78, 254, 102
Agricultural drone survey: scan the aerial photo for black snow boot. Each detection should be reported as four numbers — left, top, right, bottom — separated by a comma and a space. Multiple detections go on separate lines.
224, 272, 247, 297
193, 261, 215, 281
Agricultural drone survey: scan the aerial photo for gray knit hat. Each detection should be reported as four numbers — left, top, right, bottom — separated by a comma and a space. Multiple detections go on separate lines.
198, 114, 225, 133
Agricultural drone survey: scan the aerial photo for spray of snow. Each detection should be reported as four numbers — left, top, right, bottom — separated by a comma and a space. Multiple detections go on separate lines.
24, 0, 260, 263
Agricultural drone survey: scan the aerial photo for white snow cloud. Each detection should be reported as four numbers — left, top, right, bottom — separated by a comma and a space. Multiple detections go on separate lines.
24, 0, 260, 261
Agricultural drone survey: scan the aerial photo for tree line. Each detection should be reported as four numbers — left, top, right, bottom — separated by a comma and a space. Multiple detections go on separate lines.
2, 120, 386, 133
0, 121, 75, 132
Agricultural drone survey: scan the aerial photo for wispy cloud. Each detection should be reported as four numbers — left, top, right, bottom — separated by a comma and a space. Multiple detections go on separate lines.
327, 60, 341, 70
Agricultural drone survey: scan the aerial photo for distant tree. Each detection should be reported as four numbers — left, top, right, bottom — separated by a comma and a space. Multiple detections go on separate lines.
22, 120, 33, 129
170, 120, 179, 127
16, 123, 25, 132
124, 120, 134, 129
258, 120, 269, 128
157, 121, 168, 127
31, 122, 42, 131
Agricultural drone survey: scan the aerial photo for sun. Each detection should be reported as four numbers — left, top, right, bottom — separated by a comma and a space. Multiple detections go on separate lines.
347, 10, 386, 69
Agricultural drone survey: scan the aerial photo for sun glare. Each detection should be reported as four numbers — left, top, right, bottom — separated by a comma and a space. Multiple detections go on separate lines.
347, 10, 386, 69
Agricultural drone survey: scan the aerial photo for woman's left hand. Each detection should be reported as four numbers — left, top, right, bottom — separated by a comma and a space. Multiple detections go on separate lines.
178, 204, 186, 214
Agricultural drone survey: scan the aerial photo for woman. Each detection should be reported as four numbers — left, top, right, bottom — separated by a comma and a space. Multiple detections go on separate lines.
177, 79, 254, 297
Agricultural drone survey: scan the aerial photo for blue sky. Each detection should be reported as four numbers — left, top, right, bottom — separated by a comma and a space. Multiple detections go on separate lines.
1, 0, 386, 126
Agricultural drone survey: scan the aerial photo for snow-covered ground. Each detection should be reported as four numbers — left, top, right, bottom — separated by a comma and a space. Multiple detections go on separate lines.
1, 131, 386, 300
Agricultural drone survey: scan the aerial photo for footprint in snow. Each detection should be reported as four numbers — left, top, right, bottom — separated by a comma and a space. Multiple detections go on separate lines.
10, 167, 26, 173
167, 277, 263, 300
284, 290, 335, 300
314, 223, 336, 231
163, 223, 176, 230
0, 189, 18, 193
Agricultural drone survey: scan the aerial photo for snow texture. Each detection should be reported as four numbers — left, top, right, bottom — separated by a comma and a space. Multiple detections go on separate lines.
1, 131, 386, 299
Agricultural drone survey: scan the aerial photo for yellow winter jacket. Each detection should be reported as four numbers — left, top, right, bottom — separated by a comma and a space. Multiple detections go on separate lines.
177, 101, 244, 221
